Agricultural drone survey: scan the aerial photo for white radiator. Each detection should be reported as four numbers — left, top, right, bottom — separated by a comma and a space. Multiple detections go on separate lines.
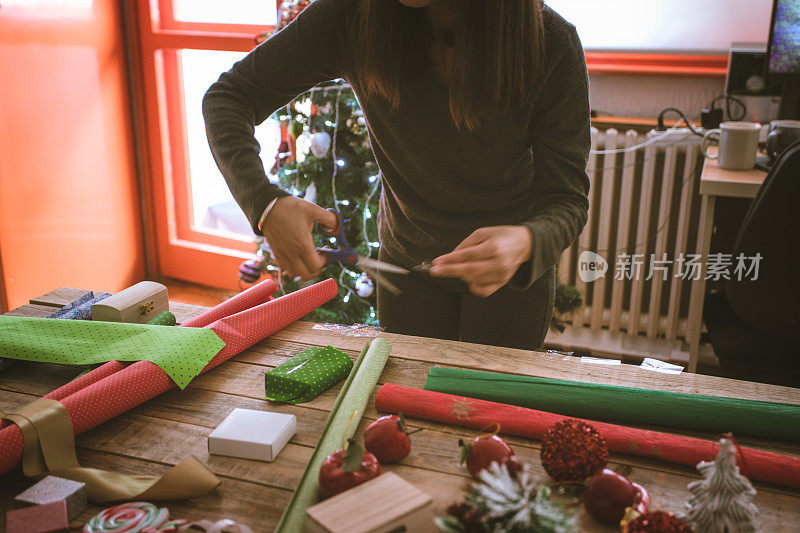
557, 127, 704, 342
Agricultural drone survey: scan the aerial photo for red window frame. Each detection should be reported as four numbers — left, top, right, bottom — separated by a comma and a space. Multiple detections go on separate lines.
132, 0, 726, 290
133, 0, 282, 290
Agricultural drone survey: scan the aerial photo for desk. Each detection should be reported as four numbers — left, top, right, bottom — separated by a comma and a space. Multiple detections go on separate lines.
686, 157, 767, 373
3, 288, 800, 531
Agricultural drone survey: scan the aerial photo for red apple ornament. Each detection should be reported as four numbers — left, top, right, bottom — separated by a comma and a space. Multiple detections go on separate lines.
584, 468, 650, 525
318, 439, 381, 499
364, 414, 412, 463
459, 434, 518, 478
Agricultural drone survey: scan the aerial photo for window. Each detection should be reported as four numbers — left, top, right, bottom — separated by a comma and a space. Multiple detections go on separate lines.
134, 0, 281, 289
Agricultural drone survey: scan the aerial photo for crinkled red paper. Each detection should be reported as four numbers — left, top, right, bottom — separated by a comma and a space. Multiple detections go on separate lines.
374, 383, 800, 490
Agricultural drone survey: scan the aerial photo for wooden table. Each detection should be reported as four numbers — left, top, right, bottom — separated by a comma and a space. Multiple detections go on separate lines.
3, 288, 800, 532
685, 155, 768, 373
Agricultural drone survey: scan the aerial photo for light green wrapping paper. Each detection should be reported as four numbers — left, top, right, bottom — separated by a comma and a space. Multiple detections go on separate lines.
265, 345, 354, 404
0, 316, 225, 388
275, 337, 391, 533
424, 367, 800, 441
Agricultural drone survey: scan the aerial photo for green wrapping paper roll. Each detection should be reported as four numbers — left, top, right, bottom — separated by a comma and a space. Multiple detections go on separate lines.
146, 311, 176, 326
424, 367, 800, 441
275, 338, 391, 533
265, 345, 353, 404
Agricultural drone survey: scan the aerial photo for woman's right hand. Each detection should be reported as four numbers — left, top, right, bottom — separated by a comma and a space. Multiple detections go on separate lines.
261, 196, 339, 281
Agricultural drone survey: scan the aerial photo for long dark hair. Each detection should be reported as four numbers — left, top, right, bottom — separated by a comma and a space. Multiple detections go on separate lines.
356, 0, 545, 130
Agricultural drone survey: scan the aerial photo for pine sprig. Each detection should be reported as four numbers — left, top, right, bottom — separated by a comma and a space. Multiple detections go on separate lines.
438, 463, 576, 533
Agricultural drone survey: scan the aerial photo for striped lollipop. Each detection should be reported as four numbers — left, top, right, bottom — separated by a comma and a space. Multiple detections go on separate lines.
83, 502, 187, 533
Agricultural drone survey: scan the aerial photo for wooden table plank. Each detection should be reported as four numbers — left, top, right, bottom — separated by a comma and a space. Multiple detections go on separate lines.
2, 292, 800, 533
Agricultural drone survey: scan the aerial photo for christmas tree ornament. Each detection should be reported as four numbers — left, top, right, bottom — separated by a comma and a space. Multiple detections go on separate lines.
437, 462, 576, 533
355, 272, 374, 297
295, 130, 312, 163
583, 468, 649, 525
238, 259, 262, 285
459, 433, 517, 478
318, 438, 381, 499
540, 419, 609, 482
623, 511, 693, 533
304, 181, 317, 205
682, 437, 758, 533
364, 414, 412, 463
310, 131, 332, 158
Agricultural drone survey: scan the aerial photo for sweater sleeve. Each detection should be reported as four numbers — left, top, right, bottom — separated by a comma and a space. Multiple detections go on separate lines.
202, 0, 352, 236
517, 24, 590, 287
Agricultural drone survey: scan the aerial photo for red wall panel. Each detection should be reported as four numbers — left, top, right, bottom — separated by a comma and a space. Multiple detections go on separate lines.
0, 1, 144, 312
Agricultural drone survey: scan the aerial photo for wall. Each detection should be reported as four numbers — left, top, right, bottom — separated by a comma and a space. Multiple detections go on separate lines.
0, 1, 144, 311
589, 73, 726, 119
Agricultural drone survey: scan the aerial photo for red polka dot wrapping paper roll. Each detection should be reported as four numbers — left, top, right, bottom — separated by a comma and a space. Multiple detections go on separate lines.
373, 383, 800, 490
0, 278, 338, 477
15, 279, 279, 405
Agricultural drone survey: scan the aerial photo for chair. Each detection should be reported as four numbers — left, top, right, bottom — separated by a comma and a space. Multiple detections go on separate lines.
703, 140, 800, 387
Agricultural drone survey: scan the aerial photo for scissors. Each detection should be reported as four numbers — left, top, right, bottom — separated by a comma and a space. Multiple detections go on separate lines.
317, 209, 409, 276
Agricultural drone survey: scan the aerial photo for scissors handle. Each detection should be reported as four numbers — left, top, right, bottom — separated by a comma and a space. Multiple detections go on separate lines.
316, 209, 357, 266
318, 248, 358, 266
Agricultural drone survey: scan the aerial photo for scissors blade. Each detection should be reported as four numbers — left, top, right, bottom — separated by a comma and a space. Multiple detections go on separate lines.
356, 256, 410, 275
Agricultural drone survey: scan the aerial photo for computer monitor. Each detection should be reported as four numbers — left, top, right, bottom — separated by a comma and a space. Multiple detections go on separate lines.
767, 0, 800, 75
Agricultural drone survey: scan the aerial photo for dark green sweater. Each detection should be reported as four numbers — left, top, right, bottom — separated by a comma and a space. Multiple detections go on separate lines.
203, 0, 590, 285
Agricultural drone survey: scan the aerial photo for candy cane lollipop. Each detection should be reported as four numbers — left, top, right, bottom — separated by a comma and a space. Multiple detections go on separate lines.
83, 502, 172, 533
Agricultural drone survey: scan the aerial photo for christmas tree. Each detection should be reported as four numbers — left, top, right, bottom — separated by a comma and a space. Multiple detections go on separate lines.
682, 436, 758, 533
240, 0, 583, 328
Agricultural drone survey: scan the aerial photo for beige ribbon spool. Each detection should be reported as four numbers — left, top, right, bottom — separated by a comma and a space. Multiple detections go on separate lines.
1, 398, 220, 503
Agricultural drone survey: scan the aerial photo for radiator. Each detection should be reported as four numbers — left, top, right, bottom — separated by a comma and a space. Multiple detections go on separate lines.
557, 127, 704, 341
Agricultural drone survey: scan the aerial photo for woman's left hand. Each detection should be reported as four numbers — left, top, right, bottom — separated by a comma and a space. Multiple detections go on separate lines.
429, 225, 532, 297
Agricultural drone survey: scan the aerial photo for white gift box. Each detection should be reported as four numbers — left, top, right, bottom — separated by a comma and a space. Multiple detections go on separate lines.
208, 408, 297, 462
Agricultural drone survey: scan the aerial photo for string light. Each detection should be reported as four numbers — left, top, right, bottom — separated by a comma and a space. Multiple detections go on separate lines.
364, 209, 371, 219
339, 199, 350, 206
343, 293, 350, 303
368, 174, 379, 183
325, 120, 335, 127
336, 159, 345, 167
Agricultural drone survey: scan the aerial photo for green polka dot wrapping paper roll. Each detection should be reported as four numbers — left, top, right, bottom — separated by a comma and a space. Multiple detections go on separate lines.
265, 346, 354, 404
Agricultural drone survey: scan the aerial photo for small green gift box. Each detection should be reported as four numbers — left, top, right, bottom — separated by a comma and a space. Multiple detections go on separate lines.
265, 345, 354, 404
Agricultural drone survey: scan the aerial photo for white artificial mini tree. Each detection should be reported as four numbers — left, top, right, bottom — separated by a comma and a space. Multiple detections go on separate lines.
683, 436, 758, 533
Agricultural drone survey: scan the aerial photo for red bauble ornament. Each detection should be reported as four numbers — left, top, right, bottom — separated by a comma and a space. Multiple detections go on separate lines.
623, 511, 694, 533
459, 434, 516, 478
584, 469, 650, 525
318, 442, 381, 499
540, 419, 609, 482
364, 414, 411, 463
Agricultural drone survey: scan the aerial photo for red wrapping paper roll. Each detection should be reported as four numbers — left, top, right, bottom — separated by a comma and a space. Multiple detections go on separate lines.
0, 278, 335, 476
375, 383, 800, 490
0, 279, 279, 432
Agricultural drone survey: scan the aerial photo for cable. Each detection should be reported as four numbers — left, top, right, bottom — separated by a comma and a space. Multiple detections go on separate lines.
710, 94, 747, 121
329, 84, 345, 207
590, 122, 689, 154
656, 107, 704, 137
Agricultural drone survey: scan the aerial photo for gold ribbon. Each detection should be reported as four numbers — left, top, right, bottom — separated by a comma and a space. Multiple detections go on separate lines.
1, 398, 220, 503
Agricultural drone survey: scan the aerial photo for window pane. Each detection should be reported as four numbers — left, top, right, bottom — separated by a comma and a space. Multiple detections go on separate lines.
180, 49, 281, 238
547, 0, 772, 52
173, 0, 277, 26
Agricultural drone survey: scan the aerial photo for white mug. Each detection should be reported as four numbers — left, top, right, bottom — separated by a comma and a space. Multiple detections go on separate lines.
702, 121, 761, 170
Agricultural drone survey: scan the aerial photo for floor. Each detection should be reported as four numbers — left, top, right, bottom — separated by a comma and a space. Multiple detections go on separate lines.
161, 278, 239, 308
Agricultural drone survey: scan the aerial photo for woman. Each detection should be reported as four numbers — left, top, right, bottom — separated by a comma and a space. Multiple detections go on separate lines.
203, 0, 590, 350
